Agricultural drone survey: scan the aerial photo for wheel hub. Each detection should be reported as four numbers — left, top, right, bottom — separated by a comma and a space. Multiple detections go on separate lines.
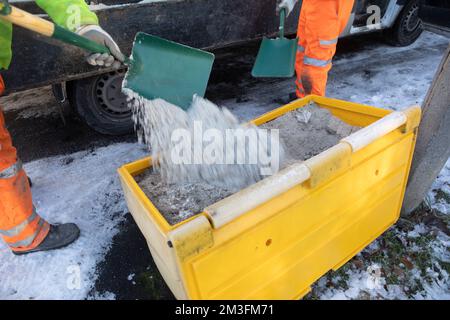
404, 4, 421, 33
94, 71, 131, 118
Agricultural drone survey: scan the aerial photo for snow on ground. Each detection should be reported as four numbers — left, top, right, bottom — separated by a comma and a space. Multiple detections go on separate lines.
328, 31, 446, 111
88, 0, 167, 11
0, 31, 448, 300
224, 31, 448, 123
0, 143, 146, 299
309, 221, 450, 300
429, 159, 450, 215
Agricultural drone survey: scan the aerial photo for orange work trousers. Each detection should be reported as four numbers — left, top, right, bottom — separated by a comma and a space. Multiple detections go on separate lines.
0, 75, 49, 253
295, 0, 355, 97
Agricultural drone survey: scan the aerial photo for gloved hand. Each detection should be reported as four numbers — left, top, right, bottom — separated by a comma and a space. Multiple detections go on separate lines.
76, 25, 124, 68
277, 0, 298, 17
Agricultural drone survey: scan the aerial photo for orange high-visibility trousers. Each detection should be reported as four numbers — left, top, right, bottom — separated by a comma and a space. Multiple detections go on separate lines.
0, 75, 50, 253
295, 0, 355, 97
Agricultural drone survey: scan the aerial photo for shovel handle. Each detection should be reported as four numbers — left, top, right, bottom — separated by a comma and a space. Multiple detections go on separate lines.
0, 5, 110, 54
279, 8, 286, 39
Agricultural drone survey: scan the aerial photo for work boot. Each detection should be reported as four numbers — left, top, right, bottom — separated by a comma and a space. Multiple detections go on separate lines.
13, 223, 80, 255
273, 92, 299, 105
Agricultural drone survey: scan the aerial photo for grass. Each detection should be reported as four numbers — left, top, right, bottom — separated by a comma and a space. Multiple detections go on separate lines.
435, 189, 450, 204
137, 270, 173, 300
306, 202, 449, 300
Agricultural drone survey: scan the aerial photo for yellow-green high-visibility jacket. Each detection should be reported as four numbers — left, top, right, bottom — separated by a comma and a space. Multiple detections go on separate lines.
0, 0, 99, 70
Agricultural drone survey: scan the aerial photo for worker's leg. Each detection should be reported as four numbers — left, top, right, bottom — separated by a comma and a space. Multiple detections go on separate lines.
337, 0, 356, 34
0, 76, 50, 253
300, 0, 354, 96
295, 2, 307, 98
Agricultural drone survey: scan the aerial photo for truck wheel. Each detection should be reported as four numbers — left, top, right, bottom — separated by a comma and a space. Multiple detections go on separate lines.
67, 70, 134, 135
385, 0, 423, 47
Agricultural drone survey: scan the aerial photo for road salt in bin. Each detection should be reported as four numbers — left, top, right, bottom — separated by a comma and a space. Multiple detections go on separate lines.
118, 95, 421, 299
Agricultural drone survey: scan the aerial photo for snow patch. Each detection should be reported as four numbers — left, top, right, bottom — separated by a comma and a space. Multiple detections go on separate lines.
407, 223, 428, 239
0, 143, 146, 300
428, 158, 450, 215
88, 0, 167, 10
312, 226, 450, 300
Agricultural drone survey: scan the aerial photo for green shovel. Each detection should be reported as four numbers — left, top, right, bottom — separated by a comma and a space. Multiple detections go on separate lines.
124, 32, 215, 110
0, 1, 215, 110
251, 8, 298, 78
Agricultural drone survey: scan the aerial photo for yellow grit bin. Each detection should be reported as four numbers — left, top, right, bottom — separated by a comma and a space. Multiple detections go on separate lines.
118, 95, 421, 299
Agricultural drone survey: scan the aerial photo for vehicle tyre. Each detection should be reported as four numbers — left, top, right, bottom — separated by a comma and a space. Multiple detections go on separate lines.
67, 70, 134, 135
385, 0, 423, 47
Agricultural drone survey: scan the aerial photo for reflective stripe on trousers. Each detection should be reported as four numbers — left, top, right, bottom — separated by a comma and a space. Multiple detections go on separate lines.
0, 206, 38, 237
303, 56, 332, 68
319, 38, 338, 46
0, 159, 23, 179
8, 219, 45, 248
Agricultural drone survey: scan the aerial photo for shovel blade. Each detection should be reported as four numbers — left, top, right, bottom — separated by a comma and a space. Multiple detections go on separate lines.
252, 37, 298, 78
124, 32, 215, 110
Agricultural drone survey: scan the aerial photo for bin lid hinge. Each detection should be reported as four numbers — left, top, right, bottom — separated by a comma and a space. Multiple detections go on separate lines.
167, 215, 214, 262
